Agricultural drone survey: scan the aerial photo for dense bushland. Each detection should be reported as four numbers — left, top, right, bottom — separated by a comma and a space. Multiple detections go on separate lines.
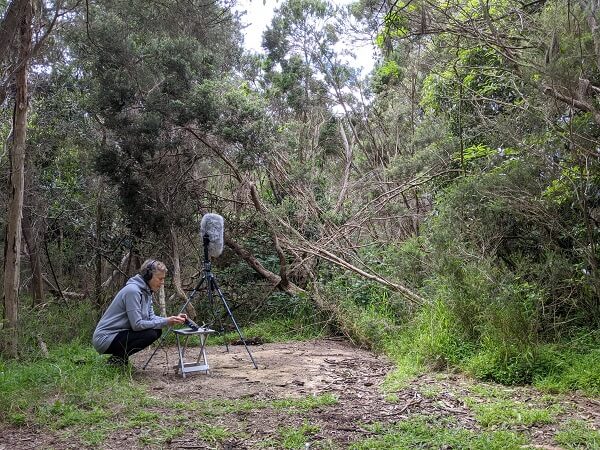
318, 151, 600, 393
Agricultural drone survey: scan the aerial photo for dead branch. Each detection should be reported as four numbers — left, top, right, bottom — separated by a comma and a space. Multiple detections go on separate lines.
543, 84, 600, 126
224, 233, 304, 295
100, 250, 130, 290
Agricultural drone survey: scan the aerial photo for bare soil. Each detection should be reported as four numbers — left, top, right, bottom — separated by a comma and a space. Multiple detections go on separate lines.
1, 338, 599, 449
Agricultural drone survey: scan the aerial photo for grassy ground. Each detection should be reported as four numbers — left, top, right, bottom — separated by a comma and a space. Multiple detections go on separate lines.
1, 321, 600, 449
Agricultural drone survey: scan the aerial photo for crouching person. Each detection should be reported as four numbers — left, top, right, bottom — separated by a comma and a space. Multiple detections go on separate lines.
93, 259, 186, 366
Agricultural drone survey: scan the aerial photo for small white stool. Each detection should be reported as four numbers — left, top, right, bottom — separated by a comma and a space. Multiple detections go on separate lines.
173, 327, 215, 378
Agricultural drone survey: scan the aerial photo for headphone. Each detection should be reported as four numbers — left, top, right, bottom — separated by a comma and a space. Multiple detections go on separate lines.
142, 260, 156, 283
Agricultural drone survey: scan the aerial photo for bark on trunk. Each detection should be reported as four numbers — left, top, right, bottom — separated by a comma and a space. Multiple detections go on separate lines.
22, 207, 43, 304
335, 120, 353, 213
157, 285, 167, 317
2, 1, 32, 357
94, 180, 103, 309
0, 0, 29, 65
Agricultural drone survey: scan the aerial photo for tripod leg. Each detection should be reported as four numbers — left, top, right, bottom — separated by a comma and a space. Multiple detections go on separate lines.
211, 277, 258, 369
207, 275, 228, 352
142, 275, 207, 370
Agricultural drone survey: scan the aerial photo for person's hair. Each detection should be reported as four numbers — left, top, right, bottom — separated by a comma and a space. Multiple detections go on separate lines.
139, 259, 168, 279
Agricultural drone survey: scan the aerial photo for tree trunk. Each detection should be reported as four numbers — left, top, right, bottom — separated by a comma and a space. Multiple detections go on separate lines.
22, 141, 43, 305
22, 206, 44, 304
2, 0, 32, 357
335, 120, 353, 213
94, 179, 103, 309
157, 285, 167, 317
0, 0, 29, 65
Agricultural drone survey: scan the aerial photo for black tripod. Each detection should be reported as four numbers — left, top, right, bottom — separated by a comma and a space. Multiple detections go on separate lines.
143, 234, 258, 370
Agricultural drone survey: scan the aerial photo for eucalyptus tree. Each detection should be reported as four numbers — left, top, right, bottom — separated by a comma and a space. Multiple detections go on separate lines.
0, 0, 71, 357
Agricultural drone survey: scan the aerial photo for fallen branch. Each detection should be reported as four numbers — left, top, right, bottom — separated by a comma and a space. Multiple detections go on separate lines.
224, 233, 305, 295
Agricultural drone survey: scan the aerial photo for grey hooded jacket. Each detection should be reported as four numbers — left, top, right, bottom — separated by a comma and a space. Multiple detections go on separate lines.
92, 274, 168, 353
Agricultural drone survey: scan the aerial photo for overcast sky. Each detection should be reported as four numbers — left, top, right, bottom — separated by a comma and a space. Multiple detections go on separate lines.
233, 0, 378, 75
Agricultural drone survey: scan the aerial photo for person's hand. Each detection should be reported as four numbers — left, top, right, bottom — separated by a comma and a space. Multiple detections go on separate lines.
166, 315, 186, 326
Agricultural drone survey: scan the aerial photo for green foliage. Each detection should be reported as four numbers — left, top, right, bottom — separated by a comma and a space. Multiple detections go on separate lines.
379, 237, 428, 290
532, 336, 600, 396
465, 346, 543, 385
406, 298, 474, 367
197, 423, 234, 443
467, 399, 562, 427
0, 342, 146, 429
350, 416, 526, 449
212, 315, 326, 346
277, 421, 321, 449
372, 60, 403, 92
555, 420, 600, 449
318, 148, 600, 390
420, 46, 520, 144
17, 299, 98, 359
206, 289, 328, 346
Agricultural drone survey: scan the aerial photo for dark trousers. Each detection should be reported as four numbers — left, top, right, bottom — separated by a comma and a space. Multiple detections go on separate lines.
105, 329, 162, 361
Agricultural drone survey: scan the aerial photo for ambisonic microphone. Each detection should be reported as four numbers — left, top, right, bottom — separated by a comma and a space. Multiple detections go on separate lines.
200, 213, 224, 258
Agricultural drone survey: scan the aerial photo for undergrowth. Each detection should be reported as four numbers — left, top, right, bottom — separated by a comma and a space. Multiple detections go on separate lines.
320, 257, 600, 396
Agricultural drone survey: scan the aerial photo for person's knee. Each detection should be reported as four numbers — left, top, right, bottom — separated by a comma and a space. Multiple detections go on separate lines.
148, 329, 161, 344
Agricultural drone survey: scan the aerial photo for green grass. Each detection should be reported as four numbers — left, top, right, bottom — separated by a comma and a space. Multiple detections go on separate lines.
534, 348, 600, 396
272, 393, 338, 410
0, 342, 164, 446
169, 393, 337, 416
37, 401, 113, 429
0, 340, 338, 447
467, 399, 562, 427
322, 263, 600, 397
381, 357, 424, 392
555, 420, 600, 449
0, 343, 147, 425
125, 410, 161, 428
210, 316, 327, 346
349, 416, 526, 449
384, 393, 400, 403
197, 422, 235, 443
79, 427, 110, 446
468, 384, 513, 399
419, 386, 442, 399
138, 424, 186, 445
278, 421, 321, 449
16, 299, 98, 359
